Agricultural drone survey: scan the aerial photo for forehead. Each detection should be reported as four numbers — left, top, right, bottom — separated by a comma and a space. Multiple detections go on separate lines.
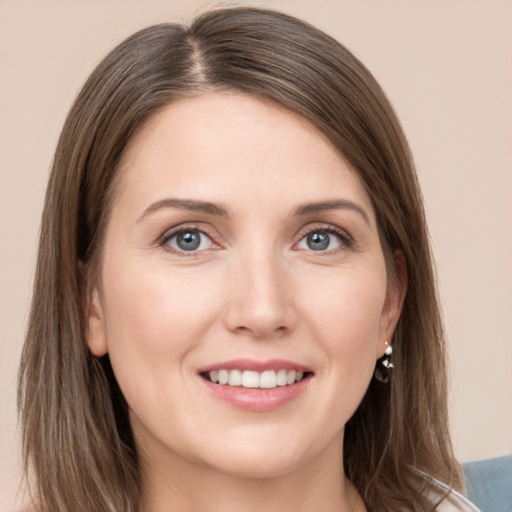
115, 92, 375, 222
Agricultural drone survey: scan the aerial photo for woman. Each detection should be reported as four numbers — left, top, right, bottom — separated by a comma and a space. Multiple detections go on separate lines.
17, 7, 479, 512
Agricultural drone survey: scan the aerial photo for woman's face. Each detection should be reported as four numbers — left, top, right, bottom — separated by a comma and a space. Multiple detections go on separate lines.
87, 93, 404, 479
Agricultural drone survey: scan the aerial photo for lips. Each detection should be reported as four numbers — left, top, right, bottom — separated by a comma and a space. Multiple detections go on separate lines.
197, 359, 313, 411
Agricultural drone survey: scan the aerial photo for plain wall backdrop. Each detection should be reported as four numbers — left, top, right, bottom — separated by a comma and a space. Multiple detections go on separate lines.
1, 0, 511, 508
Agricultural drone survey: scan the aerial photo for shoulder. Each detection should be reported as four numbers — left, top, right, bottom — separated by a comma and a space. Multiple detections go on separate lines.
428, 477, 481, 512
435, 489, 481, 512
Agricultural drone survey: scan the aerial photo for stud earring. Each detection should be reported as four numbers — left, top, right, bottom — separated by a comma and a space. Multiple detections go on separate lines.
374, 341, 393, 383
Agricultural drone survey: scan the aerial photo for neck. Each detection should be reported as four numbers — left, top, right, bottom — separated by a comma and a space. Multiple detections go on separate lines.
138, 439, 366, 512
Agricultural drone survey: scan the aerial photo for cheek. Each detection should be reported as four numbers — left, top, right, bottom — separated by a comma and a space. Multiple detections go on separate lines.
281, 264, 388, 446
100, 258, 221, 402
104, 259, 218, 344
299, 265, 387, 369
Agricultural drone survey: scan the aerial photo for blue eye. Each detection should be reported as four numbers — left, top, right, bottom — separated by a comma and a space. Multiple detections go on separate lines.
165, 229, 214, 252
297, 230, 344, 251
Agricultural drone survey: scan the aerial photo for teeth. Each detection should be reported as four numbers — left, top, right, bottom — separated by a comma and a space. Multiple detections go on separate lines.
259, 370, 276, 388
242, 370, 259, 388
207, 369, 307, 389
218, 369, 229, 385
276, 369, 287, 386
228, 369, 242, 386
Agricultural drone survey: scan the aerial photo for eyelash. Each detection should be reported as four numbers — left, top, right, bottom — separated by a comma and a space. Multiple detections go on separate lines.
158, 223, 218, 257
295, 223, 353, 251
158, 223, 353, 255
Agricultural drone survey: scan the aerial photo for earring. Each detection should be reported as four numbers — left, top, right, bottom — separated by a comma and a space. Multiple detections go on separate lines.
374, 341, 393, 383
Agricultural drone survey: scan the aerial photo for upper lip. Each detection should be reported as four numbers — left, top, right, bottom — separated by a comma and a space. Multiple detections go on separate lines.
198, 358, 312, 373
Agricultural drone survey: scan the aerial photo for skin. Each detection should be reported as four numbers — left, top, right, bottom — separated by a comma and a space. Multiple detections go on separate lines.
87, 92, 406, 512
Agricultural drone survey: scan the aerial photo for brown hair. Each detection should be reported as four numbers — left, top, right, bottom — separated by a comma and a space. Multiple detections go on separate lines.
18, 6, 462, 511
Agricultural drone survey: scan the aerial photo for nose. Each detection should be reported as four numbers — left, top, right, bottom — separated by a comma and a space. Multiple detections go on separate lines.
223, 248, 296, 339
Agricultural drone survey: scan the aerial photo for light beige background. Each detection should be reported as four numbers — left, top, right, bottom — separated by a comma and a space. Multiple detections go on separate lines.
1, 0, 511, 508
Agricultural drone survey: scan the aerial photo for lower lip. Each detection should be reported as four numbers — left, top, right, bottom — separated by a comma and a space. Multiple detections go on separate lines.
199, 376, 312, 412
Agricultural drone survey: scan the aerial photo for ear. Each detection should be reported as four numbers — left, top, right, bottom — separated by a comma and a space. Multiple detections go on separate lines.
377, 250, 407, 358
86, 285, 109, 357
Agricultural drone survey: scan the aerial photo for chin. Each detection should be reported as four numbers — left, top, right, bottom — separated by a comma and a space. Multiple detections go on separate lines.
205, 450, 308, 480
193, 427, 329, 480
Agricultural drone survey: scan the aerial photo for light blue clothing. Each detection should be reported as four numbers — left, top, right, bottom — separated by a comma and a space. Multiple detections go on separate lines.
463, 454, 512, 512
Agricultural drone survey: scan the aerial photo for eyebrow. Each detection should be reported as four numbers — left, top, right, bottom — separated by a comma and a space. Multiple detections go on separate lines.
292, 200, 370, 225
136, 198, 229, 223
136, 197, 370, 225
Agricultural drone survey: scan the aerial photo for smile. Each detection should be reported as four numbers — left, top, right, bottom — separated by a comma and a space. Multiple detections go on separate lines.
202, 369, 309, 388
198, 359, 313, 411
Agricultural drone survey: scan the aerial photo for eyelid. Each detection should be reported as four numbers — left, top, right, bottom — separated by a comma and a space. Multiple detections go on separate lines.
156, 221, 354, 255
293, 223, 354, 251
158, 222, 221, 254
